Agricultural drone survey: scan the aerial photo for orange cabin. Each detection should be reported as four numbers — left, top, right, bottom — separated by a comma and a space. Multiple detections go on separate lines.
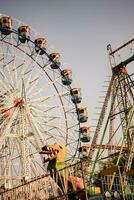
61, 69, 72, 85
77, 107, 88, 123
18, 26, 30, 43
35, 38, 47, 55
71, 88, 82, 104
0, 16, 12, 35
49, 53, 61, 69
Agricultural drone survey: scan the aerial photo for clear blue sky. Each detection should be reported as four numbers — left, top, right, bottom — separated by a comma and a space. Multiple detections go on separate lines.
0, 0, 134, 129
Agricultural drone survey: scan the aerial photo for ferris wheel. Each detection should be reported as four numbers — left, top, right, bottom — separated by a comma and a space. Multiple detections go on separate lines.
0, 14, 90, 189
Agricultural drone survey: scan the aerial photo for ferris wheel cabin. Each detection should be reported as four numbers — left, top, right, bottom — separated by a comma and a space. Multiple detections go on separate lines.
71, 88, 82, 104
34, 38, 47, 55
61, 69, 72, 85
49, 52, 61, 69
79, 126, 91, 143
77, 107, 88, 123
18, 26, 30, 43
78, 145, 90, 160
0, 16, 12, 35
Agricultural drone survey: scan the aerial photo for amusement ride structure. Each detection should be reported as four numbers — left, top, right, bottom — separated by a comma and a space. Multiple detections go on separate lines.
89, 38, 134, 199
0, 14, 134, 200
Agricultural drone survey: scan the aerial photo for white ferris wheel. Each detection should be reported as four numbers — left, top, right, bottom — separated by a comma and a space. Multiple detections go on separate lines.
0, 14, 90, 189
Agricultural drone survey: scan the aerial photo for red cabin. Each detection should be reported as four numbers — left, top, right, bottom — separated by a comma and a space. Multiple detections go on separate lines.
1, 108, 10, 118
